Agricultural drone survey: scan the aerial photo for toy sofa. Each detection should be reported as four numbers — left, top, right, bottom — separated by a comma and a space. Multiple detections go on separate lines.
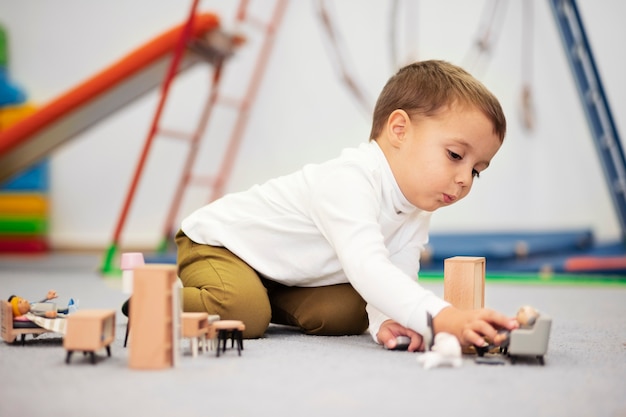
507, 315, 552, 365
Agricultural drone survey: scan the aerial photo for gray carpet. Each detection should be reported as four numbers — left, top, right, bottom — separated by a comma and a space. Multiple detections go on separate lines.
1, 253, 625, 417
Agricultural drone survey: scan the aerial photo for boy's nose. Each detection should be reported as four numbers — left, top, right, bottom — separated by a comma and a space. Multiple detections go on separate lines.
455, 170, 472, 186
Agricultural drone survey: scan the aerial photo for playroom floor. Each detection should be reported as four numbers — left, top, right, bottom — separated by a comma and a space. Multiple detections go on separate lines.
1, 252, 625, 417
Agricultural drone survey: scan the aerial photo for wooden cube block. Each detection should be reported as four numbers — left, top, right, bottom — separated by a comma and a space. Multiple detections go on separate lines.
443, 256, 485, 310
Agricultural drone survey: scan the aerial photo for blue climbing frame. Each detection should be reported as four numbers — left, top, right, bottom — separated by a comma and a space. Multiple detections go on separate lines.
548, 0, 626, 242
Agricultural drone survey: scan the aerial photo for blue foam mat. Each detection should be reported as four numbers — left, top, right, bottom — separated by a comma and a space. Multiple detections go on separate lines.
422, 235, 626, 275
426, 229, 594, 260
144, 231, 626, 276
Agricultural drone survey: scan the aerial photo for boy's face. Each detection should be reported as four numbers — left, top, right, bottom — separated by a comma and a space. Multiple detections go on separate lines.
387, 104, 501, 212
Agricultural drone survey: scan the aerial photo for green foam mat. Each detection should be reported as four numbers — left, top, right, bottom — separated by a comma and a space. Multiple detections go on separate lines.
419, 272, 626, 286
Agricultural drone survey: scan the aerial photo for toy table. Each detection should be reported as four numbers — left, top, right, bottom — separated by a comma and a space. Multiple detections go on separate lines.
64, 309, 115, 364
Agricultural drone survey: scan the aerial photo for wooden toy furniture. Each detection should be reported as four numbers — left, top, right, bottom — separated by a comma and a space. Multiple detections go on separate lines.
1, 300, 51, 344
120, 252, 146, 348
210, 319, 246, 357
506, 316, 552, 365
128, 264, 180, 369
181, 312, 209, 357
64, 309, 116, 365
121, 252, 145, 294
443, 256, 485, 310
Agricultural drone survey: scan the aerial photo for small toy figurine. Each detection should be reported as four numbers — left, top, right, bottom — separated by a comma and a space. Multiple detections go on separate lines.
417, 312, 462, 370
417, 332, 463, 370
8, 290, 76, 319
516, 305, 540, 328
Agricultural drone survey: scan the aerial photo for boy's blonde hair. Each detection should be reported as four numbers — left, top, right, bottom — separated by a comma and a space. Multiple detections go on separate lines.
369, 60, 506, 141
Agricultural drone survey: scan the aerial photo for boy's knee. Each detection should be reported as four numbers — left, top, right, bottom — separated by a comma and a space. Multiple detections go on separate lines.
182, 286, 271, 339
296, 293, 368, 336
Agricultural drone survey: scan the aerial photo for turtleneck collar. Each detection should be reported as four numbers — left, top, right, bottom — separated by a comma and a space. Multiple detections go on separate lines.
368, 140, 421, 216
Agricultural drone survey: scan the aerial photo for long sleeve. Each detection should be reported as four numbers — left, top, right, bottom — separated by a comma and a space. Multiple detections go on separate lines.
306, 157, 449, 338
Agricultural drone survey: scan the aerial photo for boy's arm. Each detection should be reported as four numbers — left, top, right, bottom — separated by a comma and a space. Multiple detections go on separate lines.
365, 303, 390, 343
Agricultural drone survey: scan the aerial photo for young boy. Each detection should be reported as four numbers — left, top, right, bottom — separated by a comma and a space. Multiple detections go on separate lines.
176, 60, 518, 351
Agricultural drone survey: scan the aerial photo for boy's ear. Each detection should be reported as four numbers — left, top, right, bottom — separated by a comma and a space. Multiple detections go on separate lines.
387, 109, 410, 148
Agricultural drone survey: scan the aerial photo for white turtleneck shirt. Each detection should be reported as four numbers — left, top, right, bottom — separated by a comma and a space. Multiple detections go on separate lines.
181, 140, 450, 341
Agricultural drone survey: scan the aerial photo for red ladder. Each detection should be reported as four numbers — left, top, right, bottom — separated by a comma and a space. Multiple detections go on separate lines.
101, 0, 288, 273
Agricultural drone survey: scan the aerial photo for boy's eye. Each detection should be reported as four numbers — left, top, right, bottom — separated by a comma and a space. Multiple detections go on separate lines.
448, 150, 462, 160
448, 150, 480, 178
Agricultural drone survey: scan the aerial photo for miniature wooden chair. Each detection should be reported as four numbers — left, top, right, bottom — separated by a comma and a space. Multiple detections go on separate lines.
210, 320, 245, 357
181, 312, 210, 357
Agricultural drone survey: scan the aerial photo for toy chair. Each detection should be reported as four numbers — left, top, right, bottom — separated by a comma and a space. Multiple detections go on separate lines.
181, 312, 210, 357
210, 320, 245, 357
506, 316, 552, 365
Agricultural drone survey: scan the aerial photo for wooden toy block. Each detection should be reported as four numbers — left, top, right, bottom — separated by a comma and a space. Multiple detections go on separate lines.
1, 300, 51, 344
128, 264, 179, 370
210, 320, 246, 357
64, 309, 115, 364
443, 256, 485, 310
181, 312, 209, 357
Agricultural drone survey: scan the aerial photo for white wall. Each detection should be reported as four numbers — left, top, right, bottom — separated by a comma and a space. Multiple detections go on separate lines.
1, 0, 624, 249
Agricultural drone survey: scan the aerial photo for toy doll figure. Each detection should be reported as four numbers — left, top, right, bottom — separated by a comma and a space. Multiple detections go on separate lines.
8, 290, 76, 319
516, 305, 539, 328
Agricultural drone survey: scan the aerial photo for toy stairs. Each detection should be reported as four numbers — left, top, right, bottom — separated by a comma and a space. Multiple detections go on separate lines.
101, 0, 289, 274
549, 0, 626, 241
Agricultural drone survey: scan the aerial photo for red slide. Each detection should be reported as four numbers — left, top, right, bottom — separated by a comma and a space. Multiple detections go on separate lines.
0, 13, 220, 183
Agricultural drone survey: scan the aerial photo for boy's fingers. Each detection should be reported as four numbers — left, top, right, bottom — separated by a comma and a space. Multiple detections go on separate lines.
462, 330, 485, 347
492, 331, 510, 345
408, 333, 424, 352
480, 309, 518, 330
377, 326, 398, 348
465, 319, 503, 346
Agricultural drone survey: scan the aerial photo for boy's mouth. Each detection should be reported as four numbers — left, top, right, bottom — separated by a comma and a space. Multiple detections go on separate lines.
442, 193, 456, 204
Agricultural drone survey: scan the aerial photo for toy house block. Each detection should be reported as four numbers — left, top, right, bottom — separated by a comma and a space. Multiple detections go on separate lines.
64, 309, 115, 364
181, 312, 209, 357
443, 256, 485, 310
128, 264, 179, 370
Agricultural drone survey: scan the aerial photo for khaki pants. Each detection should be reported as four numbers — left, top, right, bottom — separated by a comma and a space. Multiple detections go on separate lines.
175, 230, 368, 338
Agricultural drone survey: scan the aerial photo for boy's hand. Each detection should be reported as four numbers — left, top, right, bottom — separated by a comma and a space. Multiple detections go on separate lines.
432, 306, 518, 347
46, 290, 58, 300
377, 320, 424, 352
